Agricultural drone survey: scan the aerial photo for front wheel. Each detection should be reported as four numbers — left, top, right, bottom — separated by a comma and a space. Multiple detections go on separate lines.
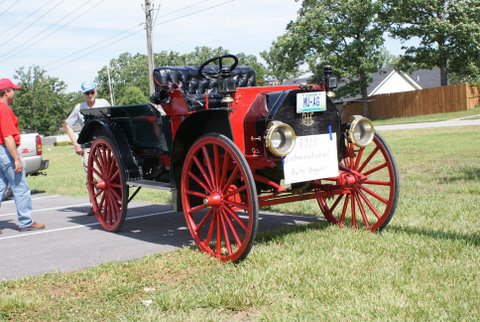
316, 134, 399, 231
181, 134, 259, 262
87, 136, 128, 232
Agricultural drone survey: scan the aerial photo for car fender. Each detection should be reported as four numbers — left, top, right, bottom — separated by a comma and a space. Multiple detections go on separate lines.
78, 119, 141, 181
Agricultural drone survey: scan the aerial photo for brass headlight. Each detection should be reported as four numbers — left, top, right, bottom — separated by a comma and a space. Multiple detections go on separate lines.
347, 115, 375, 147
265, 121, 296, 156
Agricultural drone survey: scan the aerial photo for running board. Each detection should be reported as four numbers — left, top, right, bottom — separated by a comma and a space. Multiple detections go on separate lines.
127, 180, 174, 191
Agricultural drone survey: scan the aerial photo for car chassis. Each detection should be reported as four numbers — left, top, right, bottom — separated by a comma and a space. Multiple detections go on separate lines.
79, 55, 399, 262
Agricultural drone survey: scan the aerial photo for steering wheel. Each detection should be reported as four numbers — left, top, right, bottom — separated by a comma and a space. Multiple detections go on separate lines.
198, 54, 239, 80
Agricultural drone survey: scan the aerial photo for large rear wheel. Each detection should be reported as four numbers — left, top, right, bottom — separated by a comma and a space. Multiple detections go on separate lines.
316, 134, 399, 231
87, 136, 128, 232
181, 134, 258, 262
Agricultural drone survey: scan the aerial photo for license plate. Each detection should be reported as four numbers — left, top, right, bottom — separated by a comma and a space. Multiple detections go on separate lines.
283, 134, 339, 184
296, 91, 327, 114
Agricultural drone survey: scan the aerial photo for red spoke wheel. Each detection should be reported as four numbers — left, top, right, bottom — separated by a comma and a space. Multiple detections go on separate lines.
87, 136, 128, 232
317, 134, 399, 231
181, 134, 259, 262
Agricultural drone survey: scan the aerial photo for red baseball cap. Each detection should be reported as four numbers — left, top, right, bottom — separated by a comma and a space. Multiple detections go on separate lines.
0, 78, 21, 91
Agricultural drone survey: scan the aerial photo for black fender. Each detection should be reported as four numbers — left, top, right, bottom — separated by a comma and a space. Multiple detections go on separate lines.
171, 109, 232, 201
78, 119, 141, 181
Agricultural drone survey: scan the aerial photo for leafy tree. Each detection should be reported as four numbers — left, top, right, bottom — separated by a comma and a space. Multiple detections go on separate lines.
261, 44, 301, 83
12, 66, 72, 135
117, 86, 148, 105
264, 0, 388, 114
385, 0, 480, 85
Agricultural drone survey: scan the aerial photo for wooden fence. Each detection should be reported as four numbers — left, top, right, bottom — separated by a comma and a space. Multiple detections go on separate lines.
343, 83, 480, 120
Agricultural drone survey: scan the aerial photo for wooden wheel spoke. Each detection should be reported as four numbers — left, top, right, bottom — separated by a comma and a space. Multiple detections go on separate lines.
354, 191, 370, 228
110, 187, 122, 204
360, 185, 388, 204
101, 148, 111, 176
354, 147, 365, 170
193, 156, 214, 190
363, 162, 388, 176
108, 195, 119, 222
358, 189, 382, 219
351, 191, 357, 228
223, 199, 248, 211
328, 195, 344, 214
222, 209, 242, 246
92, 167, 103, 179
222, 165, 240, 192
109, 167, 120, 180
110, 183, 122, 189
95, 148, 105, 170
195, 209, 214, 233
216, 212, 222, 256
188, 171, 211, 194
98, 192, 106, 212
222, 205, 248, 231
213, 145, 221, 188
219, 212, 233, 256
219, 152, 231, 188
203, 210, 216, 246
187, 190, 208, 198
189, 203, 207, 214
358, 146, 380, 172
103, 193, 111, 223
363, 180, 391, 186
94, 189, 103, 198
201, 147, 216, 188
224, 185, 247, 198
339, 194, 350, 224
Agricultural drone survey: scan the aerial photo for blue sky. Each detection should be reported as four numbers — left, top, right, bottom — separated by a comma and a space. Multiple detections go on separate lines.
0, 0, 407, 92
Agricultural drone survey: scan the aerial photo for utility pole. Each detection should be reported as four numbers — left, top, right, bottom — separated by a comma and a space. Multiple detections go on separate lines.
144, 0, 155, 95
106, 64, 115, 105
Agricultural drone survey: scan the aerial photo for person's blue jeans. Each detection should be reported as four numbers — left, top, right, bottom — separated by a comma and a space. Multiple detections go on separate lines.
0, 145, 33, 229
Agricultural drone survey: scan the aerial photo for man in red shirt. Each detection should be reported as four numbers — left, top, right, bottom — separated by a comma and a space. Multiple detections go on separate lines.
0, 78, 45, 232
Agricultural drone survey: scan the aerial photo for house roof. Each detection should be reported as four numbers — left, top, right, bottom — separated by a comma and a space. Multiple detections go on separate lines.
284, 67, 442, 103
408, 67, 441, 89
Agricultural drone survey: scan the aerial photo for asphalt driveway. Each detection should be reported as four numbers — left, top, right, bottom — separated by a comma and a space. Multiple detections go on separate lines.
0, 194, 322, 280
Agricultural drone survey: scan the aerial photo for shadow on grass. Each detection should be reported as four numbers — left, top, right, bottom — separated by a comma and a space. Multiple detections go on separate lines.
438, 166, 480, 183
387, 225, 480, 247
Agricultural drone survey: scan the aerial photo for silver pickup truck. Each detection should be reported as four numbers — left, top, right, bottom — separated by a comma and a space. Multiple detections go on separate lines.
2, 133, 49, 199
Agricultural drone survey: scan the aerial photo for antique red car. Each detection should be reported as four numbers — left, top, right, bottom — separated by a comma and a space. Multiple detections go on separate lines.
79, 55, 399, 262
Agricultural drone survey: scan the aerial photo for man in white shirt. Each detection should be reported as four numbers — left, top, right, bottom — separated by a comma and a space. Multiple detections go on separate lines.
63, 81, 110, 156
63, 81, 110, 216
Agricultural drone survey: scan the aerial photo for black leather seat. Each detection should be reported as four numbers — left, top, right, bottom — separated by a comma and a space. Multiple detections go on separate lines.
152, 66, 256, 110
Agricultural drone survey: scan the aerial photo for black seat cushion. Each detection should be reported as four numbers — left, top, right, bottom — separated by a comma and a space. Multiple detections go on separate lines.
153, 66, 256, 109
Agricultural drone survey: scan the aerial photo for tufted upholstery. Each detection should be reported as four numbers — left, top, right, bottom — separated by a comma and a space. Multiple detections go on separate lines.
153, 66, 256, 109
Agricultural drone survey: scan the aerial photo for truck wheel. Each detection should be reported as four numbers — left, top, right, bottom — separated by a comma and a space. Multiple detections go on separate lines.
87, 136, 128, 232
181, 134, 259, 262
316, 134, 399, 231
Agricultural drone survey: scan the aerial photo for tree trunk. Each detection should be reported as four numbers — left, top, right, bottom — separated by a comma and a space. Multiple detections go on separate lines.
360, 82, 369, 117
440, 63, 448, 86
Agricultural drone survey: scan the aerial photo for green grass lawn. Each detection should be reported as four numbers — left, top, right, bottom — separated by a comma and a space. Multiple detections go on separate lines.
2, 126, 479, 321
372, 106, 480, 126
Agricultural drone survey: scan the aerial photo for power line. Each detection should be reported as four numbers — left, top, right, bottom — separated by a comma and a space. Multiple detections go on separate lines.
0, 0, 21, 20
1, 0, 104, 60
153, 0, 215, 25
156, 0, 235, 27
46, 0, 237, 71
2, 0, 65, 47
